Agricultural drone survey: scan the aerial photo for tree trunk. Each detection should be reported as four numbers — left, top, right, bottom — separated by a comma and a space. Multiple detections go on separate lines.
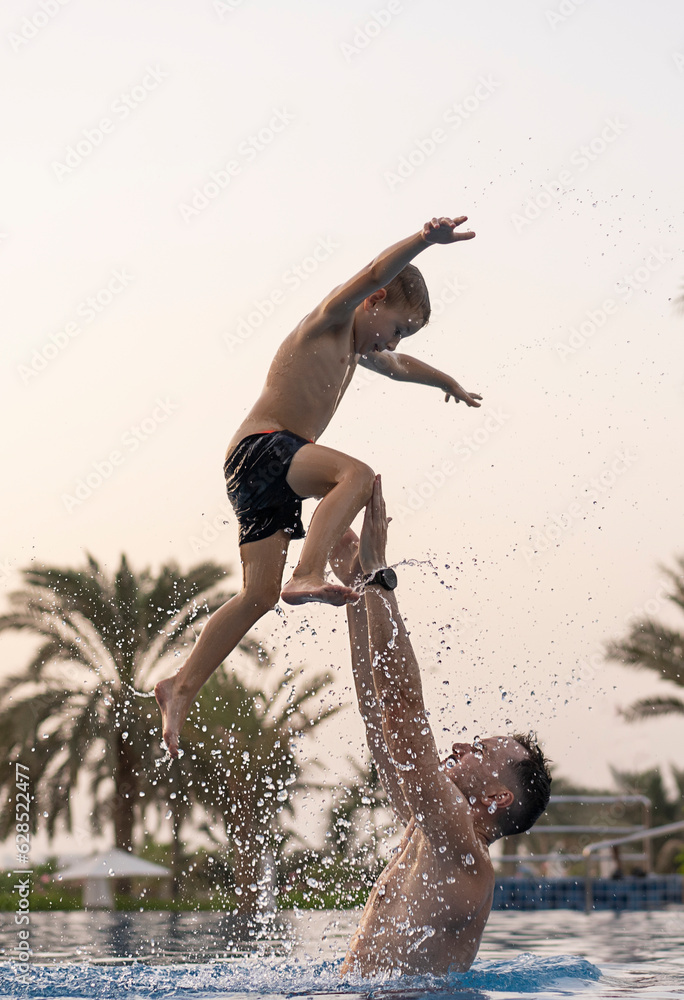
171, 796, 184, 901
113, 730, 138, 896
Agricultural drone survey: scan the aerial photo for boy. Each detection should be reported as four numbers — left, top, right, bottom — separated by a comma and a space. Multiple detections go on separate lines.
155, 215, 481, 756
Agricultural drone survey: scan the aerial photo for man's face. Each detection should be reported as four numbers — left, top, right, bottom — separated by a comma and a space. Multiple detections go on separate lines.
442, 736, 529, 803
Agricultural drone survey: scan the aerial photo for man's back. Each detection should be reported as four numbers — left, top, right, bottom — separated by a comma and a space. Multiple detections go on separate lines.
342, 820, 495, 976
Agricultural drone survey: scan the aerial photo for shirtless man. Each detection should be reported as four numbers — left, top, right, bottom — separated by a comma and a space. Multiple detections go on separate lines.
331, 478, 552, 976
156, 216, 481, 756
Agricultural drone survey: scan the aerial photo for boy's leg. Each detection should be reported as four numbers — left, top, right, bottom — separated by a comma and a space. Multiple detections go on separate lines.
155, 529, 291, 757
281, 443, 375, 605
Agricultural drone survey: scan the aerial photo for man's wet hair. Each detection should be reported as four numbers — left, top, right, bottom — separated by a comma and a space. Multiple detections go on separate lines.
384, 263, 431, 327
497, 732, 552, 837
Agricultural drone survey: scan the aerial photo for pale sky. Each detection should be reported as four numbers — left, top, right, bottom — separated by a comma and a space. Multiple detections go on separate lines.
3, 0, 684, 858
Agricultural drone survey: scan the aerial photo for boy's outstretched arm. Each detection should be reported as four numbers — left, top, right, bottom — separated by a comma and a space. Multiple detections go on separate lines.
315, 216, 475, 327
358, 350, 482, 407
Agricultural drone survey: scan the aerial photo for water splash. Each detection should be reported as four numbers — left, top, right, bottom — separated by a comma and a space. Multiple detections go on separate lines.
0, 953, 602, 998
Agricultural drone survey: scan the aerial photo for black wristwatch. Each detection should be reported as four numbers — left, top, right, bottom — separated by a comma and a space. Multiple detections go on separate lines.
364, 567, 398, 591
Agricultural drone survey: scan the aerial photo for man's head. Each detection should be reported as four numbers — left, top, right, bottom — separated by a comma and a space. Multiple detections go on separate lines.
354, 264, 431, 355
443, 733, 552, 841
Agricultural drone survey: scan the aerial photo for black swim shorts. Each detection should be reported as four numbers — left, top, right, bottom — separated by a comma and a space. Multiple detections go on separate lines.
224, 430, 311, 546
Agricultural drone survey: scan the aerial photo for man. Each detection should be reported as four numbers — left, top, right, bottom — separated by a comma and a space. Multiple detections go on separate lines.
330, 477, 551, 976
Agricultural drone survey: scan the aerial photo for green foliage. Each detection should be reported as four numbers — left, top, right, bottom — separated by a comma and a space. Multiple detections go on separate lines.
171, 657, 341, 912
0, 551, 348, 913
0, 553, 235, 850
606, 556, 684, 721
322, 756, 394, 866
277, 853, 384, 910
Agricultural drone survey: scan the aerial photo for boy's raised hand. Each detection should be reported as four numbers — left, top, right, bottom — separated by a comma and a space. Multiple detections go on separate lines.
422, 216, 476, 244
445, 379, 482, 408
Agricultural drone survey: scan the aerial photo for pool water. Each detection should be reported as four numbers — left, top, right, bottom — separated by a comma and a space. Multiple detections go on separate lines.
0, 908, 682, 999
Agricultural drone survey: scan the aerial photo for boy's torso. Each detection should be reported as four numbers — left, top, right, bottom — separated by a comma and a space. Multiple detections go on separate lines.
227, 315, 357, 456
343, 822, 494, 976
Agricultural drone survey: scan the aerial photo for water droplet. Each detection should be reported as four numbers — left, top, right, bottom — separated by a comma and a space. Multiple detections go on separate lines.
464, 853, 475, 865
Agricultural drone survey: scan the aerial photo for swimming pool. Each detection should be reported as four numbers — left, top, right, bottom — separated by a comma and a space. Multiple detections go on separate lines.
0, 908, 682, 998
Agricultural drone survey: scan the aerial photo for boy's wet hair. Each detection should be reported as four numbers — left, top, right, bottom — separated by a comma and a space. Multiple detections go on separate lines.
496, 732, 552, 838
384, 264, 431, 327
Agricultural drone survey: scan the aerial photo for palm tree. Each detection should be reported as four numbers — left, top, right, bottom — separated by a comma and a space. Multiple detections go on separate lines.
605, 556, 684, 722
175, 655, 340, 914
0, 553, 237, 852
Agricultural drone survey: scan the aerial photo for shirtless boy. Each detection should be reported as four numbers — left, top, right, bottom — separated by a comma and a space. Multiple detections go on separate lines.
156, 216, 481, 756
331, 479, 552, 975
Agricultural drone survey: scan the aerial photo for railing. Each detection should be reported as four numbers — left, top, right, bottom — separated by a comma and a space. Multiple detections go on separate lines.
582, 819, 684, 856
497, 794, 653, 874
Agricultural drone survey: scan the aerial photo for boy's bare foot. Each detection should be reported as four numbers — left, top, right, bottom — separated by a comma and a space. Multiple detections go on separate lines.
154, 676, 190, 759
280, 575, 360, 606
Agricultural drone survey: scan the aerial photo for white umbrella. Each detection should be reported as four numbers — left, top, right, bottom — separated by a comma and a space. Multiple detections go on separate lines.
56, 848, 171, 908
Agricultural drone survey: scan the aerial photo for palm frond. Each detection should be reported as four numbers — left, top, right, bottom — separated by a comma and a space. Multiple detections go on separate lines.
606, 619, 683, 687
619, 696, 684, 722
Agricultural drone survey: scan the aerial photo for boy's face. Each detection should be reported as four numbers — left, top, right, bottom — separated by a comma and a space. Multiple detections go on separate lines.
354, 292, 423, 356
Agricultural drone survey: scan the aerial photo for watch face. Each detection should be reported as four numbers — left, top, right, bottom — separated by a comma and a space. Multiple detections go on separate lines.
382, 567, 398, 590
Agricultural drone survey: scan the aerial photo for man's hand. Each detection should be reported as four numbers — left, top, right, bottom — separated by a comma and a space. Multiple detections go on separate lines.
359, 476, 389, 577
421, 216, 475, 245
444, 379, 483, 407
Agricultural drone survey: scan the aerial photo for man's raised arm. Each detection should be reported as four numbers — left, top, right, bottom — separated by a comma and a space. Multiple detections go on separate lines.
358, 477, 473, 850
331, 534, 412, 824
